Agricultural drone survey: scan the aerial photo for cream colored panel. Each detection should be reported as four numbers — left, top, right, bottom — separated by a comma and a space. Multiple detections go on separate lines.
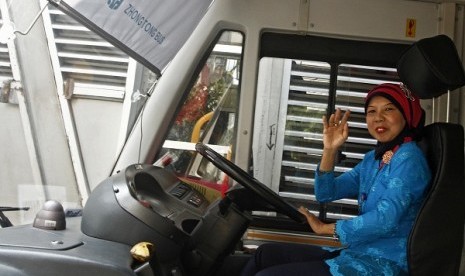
308, 0, 439, 41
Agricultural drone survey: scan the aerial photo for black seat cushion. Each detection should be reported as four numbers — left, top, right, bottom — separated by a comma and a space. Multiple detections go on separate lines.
408, 123, 465, 275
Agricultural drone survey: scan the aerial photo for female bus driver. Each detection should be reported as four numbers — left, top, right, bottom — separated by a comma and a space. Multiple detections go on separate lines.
241, 83, 431, 276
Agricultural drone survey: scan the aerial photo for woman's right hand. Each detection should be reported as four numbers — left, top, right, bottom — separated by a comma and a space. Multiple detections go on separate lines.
322, 109, 350, 150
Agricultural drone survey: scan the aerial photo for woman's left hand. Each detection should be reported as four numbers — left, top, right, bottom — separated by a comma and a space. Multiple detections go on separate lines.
298, 206, 334, 235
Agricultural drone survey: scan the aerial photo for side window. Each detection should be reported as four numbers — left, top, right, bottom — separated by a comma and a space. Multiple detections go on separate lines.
0, 10, 14, 85
254, 57, 399, 220
155, 31, 243, 200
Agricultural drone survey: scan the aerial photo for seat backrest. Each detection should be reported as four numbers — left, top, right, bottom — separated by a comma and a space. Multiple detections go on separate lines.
408, 122, 465, 276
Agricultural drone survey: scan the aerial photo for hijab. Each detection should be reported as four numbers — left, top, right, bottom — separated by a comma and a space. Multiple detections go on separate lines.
364, 83, 425, 160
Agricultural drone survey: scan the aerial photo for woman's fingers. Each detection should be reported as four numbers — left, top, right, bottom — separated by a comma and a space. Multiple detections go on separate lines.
298, 206, 316, 221
322, 115, 328, 129
298, 206, 311, 219
323, 109, 351, 128
334, 108, 342, 124
341, 109, 351, 125
328, 113, 336, 126
299, 206, 324, 233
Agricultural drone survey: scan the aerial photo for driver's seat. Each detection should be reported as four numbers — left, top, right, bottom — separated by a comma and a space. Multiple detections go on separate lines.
408, 122, 464, 275
397, 35, 465, 276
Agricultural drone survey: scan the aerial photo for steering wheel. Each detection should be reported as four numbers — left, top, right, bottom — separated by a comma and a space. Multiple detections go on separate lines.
195, 143, 306, 223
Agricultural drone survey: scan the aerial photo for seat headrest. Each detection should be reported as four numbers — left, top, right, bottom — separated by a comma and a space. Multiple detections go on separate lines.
397, 35, 465, 99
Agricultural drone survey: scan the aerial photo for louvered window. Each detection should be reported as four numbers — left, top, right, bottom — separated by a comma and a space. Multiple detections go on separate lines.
0, 14, 13, 83
0, 46, 12, 84
252, 34, 408, 221
45, 5, 130, 100
254, 58, 399, 220
279, 61, 398, 219
0, 12, 17, 104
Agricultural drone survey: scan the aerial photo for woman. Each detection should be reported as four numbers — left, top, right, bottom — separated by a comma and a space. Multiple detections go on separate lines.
241, 83, 432, 276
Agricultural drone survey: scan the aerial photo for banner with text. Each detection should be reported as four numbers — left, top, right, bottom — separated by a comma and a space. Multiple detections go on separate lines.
52, 0, 213, 74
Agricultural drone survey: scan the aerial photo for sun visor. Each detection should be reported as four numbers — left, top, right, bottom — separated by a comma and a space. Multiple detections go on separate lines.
397, 35, 465, 99
49, 0, 214, 75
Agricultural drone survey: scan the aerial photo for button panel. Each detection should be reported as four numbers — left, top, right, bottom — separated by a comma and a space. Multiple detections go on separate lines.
169, 183, 206, 208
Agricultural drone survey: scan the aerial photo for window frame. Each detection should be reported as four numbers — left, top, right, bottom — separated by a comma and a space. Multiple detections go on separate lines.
254, 33, 411, 222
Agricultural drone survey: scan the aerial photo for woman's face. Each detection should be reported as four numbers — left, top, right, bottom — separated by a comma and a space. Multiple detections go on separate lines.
366, 96, 406, 143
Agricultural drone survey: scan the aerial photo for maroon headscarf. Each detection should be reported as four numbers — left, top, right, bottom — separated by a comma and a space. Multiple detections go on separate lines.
364, 83, 425, 160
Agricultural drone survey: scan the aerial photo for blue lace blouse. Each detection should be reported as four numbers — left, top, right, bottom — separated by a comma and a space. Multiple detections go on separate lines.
315, 142, 431, 275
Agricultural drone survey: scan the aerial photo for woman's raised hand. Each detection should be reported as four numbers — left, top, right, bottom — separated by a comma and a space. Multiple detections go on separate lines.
322, 109, 350, 150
